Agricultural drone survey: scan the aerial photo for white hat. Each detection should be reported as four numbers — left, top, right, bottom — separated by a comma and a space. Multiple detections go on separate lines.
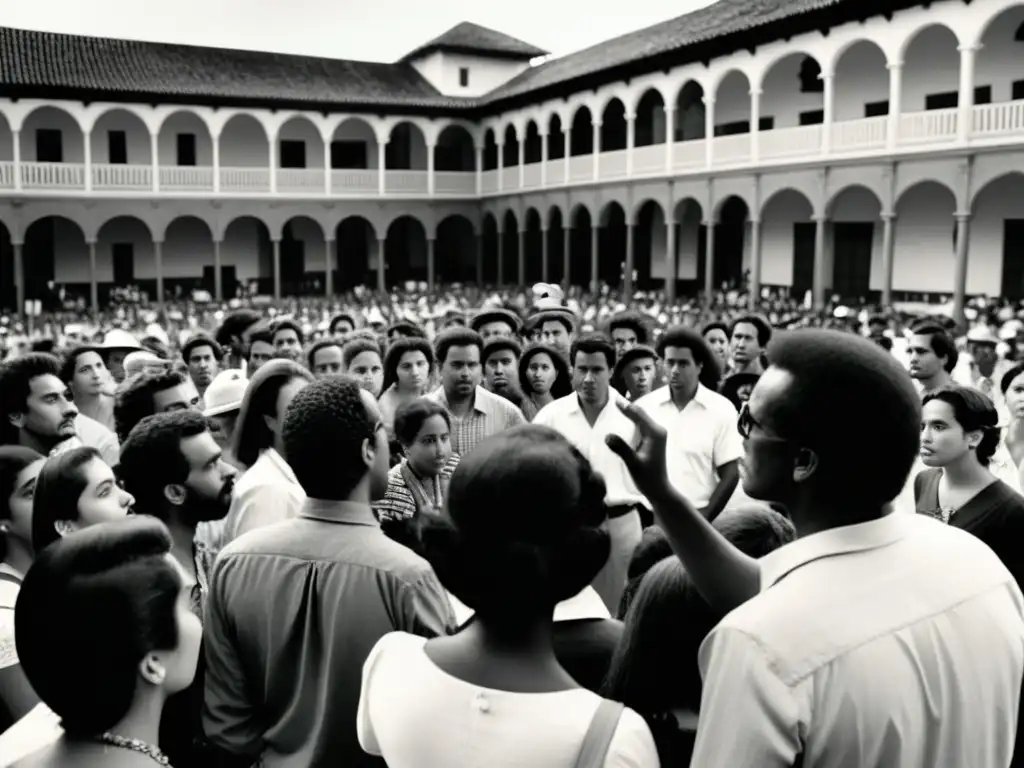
123, 351, 170, 378
966, 326, 999, 346
102, 329, 142, 351
203, 370, 248, 417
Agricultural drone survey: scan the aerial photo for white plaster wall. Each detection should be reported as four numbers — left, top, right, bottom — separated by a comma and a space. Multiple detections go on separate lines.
893, 183, 958, 293
220, 116, 269, 167
760, 191, 813, 285
832, 42, 890, 122
89, 111, 151, 164
968, 174, 1024, 296
157, 112, 213, 166
411, 51, 529, 97
278, 119, 325, 168
21, 108, 85, 162
333, 119, 379, 169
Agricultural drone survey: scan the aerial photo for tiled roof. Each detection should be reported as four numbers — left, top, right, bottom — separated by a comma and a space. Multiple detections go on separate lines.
0, 26, 471, 111
400, 21, 548, 62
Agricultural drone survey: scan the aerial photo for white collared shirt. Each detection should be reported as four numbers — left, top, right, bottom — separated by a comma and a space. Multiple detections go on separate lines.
221, 447, 306, 546
692, 513, 1024, 768
634, 384, 743, 509
533, 391, 646, 508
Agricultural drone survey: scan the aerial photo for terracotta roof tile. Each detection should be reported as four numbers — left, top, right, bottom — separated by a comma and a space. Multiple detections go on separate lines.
401, 21, 548, 61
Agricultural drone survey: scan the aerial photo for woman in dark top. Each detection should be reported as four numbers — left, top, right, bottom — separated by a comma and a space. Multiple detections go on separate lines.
916, 385, 1024, 587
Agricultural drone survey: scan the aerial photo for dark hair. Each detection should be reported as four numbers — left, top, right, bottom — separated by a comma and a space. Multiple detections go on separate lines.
604, 505, 793, 713
271, 319, 305, 346
0, 446, 44, 562
393, 398, 452, 448
387, 321, 427, 340
533, 310, 575, 335
767, 329, 921, 505
482, 337, 523, 365
382, 337, 435, 394
15, 516, 181, 736
910, 323, 959, 373
31, 446, 103, 552
435, 328, 484, 366
0, 353, 63, 444
113, 370, 188, 443
307, 339, 343, 371
608, 313, 649, 345
729, 315, 773, 348
282, 377, 378, 501
569, 334, 616, 369
701, 322, 728, 339
617, 525, 674, 617
342, 338, 383, 369
58, 345, 104, 385
420, 426, 609, 629
656, 326, 721, 389
215, 309, 262, 348
232, 359, 314, 470
119, 411, 210, 520
139, 337, 172, 361
518, 344, 573, 399
923, 386, 1001, 466
182, 334, 223, 363
329, 313, 358, 335
246, 329, 274, 358
1001, 362, 1024, 396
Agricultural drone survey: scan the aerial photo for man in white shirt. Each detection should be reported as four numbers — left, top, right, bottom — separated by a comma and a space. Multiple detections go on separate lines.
608, 329, 1024, 768
635, 327, 741, 521
535, 335, 647, 612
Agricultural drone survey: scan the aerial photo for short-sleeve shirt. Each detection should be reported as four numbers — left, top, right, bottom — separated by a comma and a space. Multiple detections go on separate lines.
426, 386, 526, 457
634, 384, 742, 508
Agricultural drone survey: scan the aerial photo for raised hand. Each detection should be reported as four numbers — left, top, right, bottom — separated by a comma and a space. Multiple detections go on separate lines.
605, 400, 671, 502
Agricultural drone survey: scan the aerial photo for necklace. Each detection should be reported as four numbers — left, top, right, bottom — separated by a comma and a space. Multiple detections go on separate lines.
97, 732, 172, 766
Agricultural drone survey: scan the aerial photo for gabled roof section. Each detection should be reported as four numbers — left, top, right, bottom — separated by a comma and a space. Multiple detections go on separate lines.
400, 21, 548, 63
0, 26, 473, 112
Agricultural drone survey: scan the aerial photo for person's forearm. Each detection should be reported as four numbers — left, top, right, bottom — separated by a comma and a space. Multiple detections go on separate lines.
648, 486, 760, 613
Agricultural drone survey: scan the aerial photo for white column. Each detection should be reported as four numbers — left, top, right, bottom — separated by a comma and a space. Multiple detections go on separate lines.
268, 136, 277, 194
953, 212, 971, 327
664, 106, 675, 172
154, 240, 165, 312
150, 132, 159, 193
564, 128, 572, 184
518, 139, 525, 190
377, 139, 386, 196
704, 96, 715, 168
957, 45, 977, 144
87, 240, 98, 313
427, 237, 436, 289
591, 121, 601, 181
212, 131, 221, 194
517, 228, 525, 287
540, 129, 548, 187
325, 238, 335, 298
271, 238, 281, 300
377, 237, 386, 292
665, 217, 676, 304
590, 225, 599, 294
563, 225, 572, 289
623, 223, 634, 303
83, 130, 93, 193
813, 215, 827, 309
821, 73, 834, 154
886, 61, 903, 152
703, 218, 715, 303
12, 131, 21, 192
496, 139, 504, 192
12, 242, 24, 316
880, 212, 895, 307
749, 89, 761, 162
541, 224, 549, 282
625, 113, 635, 177
213, 239, 223, 301
323, 142, 331, 195
748, 218, 762, 308
427, 140, 436, 195
475, 146, 483, 195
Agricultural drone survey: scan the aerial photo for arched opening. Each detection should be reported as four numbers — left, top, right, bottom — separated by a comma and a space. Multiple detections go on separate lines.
901, 26, 960, 121
701, 196, 748, 292
524, 208, 544, 284
386, 122, 428, 170
675, 80, 707, 141
523, 121, 542, 165
280, 216, 326, 296
502, 210, 519, 285
570, 106, 594, 156
163, 216, 216, 297
335, 216, 375, 290
482, 129, 498, 171
598, 201, 627, 287
761, 190, 815, 299
833, 41, 889, 123
569, 205, 593, 288
977, 6, 1024, 120
600, 99, 628, 152
481, 213, 499, 284
971, 173, 1024, 299
502, 124, 520, 167
894, 181, 957, 298
547, 207, 565, 285
277, 116, 324, 193
829, 186, 882, 301
0, 113, 12, 164
94, 216, 153, 302
436, 214, 476, 283
223, 216, 272, 295
329, 117, 378, 183
385, 216, 428, 286
157, 111, 214, 191
672, 199, 704, 291
547, 115, 565, 160
89, 109, 152, 190
761, 53, 824, 131
635, 200, 666, 288
22, 216, 84, 306
635, 89, 666, 147
714, 71, 752, 138
21, 107, 84, 165
0, 221, 11, 311
220, 114, 270, 192
434, 125, 475, 171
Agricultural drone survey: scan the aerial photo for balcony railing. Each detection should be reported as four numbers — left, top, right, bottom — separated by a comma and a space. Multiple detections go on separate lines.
2, 101, 1022, 197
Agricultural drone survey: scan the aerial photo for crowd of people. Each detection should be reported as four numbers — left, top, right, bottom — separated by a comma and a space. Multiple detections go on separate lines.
0, 278, 1023, 767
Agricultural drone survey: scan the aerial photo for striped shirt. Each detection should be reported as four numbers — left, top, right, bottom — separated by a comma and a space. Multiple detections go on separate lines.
426, 386, 526, 457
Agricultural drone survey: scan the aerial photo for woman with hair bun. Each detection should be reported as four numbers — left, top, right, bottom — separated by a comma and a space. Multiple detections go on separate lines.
917, 385, 1024, 585
357, 425, 658, 768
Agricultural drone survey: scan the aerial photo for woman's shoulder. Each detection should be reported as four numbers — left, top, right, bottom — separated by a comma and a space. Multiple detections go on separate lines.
604, 702, 661, 768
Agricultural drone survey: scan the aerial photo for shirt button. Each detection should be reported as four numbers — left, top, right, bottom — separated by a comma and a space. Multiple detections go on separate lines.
472, 692, 490, 713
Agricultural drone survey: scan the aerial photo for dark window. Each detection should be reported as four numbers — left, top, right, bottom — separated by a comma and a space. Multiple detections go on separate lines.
330, 141, 368, 169
925, 91, 958, 110
974, 86, 992, 105
799, 57, 823, 93
279, 140, 306, 169
459, 67, 470, 87
176, 133, 196, 166
1015, 21, 1024, 41
758, 116, 775, 131
108, 130, 127, 164
865, 100, 889, 117
1014, 80, 1024, 101
799, 109, 825, 126
36, 129, 63, 162
714, 120, 749, 137
112, 243, 134, 284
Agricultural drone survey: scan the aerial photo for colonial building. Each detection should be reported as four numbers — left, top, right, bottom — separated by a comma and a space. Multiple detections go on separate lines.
1, 0, 1023, 318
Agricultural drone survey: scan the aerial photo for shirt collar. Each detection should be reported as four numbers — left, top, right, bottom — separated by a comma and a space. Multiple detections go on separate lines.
300, 498, 379, 527
759, 512, 914, 590
433, 385, 491, 416
262, 447, 300, 485
567, 390, 628, 415
651, 383, 711, 408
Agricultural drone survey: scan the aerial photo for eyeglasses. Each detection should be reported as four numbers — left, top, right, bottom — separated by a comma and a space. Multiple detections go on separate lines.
737, 403, 762, 439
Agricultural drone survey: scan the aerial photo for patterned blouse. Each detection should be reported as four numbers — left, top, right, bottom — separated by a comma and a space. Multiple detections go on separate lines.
374, 454, 461, 522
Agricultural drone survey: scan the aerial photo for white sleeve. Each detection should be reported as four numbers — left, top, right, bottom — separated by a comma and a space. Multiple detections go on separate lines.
356, 633, 395, 757
712, 404, 743, 467
603, 706, 661, 768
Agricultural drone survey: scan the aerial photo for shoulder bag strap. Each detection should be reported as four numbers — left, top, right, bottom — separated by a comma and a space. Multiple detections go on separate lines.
573, 699, 625, 768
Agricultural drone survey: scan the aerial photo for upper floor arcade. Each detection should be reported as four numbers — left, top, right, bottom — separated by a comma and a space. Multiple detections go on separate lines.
2, 0, 1024, 200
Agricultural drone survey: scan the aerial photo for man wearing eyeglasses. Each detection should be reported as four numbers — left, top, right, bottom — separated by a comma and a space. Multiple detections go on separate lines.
634, 326, 742, 523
